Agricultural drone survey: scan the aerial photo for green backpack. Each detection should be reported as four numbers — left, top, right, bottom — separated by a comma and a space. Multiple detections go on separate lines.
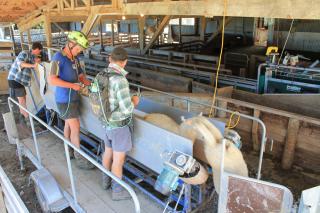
89, 69, 121, 124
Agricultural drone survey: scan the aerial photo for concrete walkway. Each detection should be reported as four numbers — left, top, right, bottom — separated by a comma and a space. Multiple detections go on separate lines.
22, 132, 163, 213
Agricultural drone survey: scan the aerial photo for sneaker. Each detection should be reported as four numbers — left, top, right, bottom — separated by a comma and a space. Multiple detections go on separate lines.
111, 181, 131, 201
102, 173, 111, 190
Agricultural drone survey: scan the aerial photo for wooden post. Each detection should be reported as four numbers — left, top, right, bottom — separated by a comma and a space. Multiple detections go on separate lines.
44, 15, 52, 47
99, 19, 104, 51
156, 18, 161, 45
252, 109, 261, 151
178, 17, 182, 43
138, 17, 145, 54
200, 17, 206, 41
281, 118, 300, 170
19, 32, 24, 50
9, 26, 16, 54
27, 30, 32, 50
111, 20, 115, 46
216, 101, 227, 118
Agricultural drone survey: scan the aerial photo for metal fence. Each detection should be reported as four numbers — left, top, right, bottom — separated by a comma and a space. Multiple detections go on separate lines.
8, 97, 141, 213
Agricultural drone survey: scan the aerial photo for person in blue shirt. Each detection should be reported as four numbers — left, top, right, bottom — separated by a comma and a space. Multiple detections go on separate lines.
7, 42, 42, 126
48, 31, 90, 159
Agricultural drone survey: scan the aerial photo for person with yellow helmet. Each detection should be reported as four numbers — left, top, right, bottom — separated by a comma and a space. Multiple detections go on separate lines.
48, 31, 91, 163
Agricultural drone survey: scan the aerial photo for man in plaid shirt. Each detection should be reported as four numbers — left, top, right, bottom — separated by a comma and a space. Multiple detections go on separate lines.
7, 42, 42, 126
102, 47, 139, 200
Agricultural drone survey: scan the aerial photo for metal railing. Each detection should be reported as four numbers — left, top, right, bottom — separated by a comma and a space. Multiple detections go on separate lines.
8, 97, 141, 213
130, 83, 267, 180
0, 165, 29, 213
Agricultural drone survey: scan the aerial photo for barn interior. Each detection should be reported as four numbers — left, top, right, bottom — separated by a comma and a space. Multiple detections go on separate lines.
0, 0, 319, 213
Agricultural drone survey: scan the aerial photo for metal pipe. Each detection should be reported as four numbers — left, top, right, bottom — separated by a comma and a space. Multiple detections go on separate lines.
27, 86, 38, 112
8, 97, 141, 213
219, 139, 226, 197
15, 138, 25, 171
7, 103, 25, 171
0, 165, 29, 213
64, 143, 78, 204
256, 63, 267, 93
29, 116, 42, 165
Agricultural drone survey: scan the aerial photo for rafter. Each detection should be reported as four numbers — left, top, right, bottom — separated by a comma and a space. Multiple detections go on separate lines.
18, 15, 45, 32
81, 9, 101, 35
142, 15, 171, 55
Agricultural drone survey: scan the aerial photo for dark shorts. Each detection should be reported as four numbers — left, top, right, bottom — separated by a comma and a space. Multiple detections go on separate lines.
104, 126, 133, 153
9, 87, 26, 98
57, 102, 80, 120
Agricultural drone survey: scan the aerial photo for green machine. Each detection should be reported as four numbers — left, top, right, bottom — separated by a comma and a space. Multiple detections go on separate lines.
257, 63, 320, 94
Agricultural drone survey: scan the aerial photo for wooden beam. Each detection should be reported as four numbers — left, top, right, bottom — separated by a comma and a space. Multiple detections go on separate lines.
19, 32, 25, 50
0, 50, 14, 53
27, 30, 32, 47
200, 17, 206, 41
43, 14, 52, 47
94, 5, 122, 16
98, 18, 104, 50
142, 15, 171, 55
122, 0, 320, 19
252, 109, 261, 151
206, 17, 232, 44
63, 0, 71, 8
100, 15, 140, 21
18, 15, 44, 32
138, 17, 145, 52
111, 20, 115, 46
51, 15, 88, 23
81, 8, 100, 36
178, 17, 182, 43
281, 118, 300, 170
71, 0, 75, 9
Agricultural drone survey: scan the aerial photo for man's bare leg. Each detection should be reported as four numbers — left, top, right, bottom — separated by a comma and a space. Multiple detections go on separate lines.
17, 96, 28, 118
66, 118, 80, 148
103, 147, 113, 170
102, 147, 113, 189
111, 151, 126, 179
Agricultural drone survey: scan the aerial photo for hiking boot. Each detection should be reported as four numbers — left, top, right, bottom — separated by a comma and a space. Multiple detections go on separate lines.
18, 114, 25, 123
102, 173, 111, 190
19, 115, 31, 128
24, 118, 31, 128
111, 181, 131, 201
74, 151, 95, 170
68, 148, 75, 159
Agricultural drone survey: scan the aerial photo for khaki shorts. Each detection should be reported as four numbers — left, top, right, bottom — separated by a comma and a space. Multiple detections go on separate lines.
104, 126, 133, 153
57, 101, 80, 120
9, 87, 26, 98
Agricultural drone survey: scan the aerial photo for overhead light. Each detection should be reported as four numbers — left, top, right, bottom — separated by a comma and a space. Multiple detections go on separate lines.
140, 14, 144, 17
122, 16, 126, 20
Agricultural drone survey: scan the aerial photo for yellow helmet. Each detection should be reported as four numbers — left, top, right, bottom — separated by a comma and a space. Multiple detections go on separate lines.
68, 31, 89, 49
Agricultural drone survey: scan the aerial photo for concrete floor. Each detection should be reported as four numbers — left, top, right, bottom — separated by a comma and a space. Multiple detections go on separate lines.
21, 132, 163, 213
